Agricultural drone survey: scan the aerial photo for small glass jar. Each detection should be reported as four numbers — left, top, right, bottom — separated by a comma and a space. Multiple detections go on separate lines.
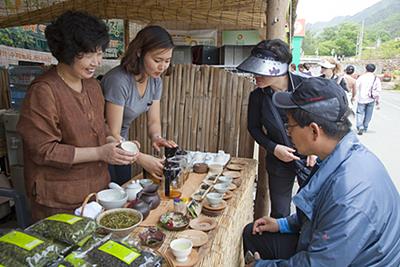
173, 197, 187, 215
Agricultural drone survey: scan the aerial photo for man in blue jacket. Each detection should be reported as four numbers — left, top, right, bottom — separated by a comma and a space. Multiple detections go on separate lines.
243, 77, 400, 267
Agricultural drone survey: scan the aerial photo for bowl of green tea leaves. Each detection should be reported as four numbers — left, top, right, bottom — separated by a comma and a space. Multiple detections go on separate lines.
96, 208, 143, 237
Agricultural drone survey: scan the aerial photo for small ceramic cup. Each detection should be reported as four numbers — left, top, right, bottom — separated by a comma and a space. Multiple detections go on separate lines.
218, 175, 232, 185
213, 183, 229, 194
139, 178, 153, 188
208, 164, 223, 175
206, 192, 223, 207
170, 238, 193, 262
120, 141, 139, 154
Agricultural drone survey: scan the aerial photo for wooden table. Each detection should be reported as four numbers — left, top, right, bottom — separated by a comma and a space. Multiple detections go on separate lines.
129, 158, 257, 267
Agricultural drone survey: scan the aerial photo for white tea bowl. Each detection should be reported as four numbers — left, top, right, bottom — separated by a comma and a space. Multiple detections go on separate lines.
206, 192, 223, 207
217, 175, 232, 185
213, 183, 229, 194
120, 141, 139, 154
170, 238, 193, 262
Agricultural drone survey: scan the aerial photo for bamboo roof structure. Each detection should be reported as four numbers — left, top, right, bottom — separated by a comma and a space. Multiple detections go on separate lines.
0, 0, 267, 29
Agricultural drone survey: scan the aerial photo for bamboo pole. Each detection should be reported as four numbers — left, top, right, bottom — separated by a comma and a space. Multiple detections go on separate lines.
204, 66, 213, 152
233, 76, 244, 156
223, 72, 233, 153
218, 70, 227, 149
192, 67, 201, 151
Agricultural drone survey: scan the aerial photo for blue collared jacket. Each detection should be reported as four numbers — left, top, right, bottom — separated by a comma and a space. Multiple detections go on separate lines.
256, 132, 400, 267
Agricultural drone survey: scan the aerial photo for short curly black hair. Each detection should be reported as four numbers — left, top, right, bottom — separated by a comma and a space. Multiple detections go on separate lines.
45, 10, 109, 65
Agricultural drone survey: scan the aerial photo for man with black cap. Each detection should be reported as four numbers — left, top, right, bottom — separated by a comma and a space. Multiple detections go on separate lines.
237, 39, 316, 220
243, 77, 400, 267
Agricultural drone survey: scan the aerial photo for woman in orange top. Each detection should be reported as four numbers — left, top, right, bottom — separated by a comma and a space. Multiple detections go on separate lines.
17, 11, 137, 221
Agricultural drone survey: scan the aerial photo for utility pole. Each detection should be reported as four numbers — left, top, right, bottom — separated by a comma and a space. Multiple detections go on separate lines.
357, 20, 365, 59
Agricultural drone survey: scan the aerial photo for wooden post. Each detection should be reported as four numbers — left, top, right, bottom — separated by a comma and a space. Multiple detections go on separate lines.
266, 0, 290, 40
123, 20, 130, 50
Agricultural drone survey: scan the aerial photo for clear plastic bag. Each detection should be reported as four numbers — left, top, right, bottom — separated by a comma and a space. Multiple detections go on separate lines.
26, 213, 97, 245
0, 230, 62, 267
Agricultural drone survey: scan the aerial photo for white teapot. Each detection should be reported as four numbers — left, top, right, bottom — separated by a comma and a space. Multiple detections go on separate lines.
126, 181, 143, 201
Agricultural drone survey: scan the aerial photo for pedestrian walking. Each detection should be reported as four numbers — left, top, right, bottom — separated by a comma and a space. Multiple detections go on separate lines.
355, 63, 382, 135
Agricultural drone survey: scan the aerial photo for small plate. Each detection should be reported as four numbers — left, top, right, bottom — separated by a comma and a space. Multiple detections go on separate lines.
201, 208, 223, 217
223, 190, 233, 200
226, 164, 245, 171
138, 227, 165, 248
229, 183, 237, 191
165, 248, 199, 267
222, 171, 241, 179
229, 158, 248, 165
232, 177, 242, 188
177, 230, 208, 247
159, 212, 190, 231
203, 200, 227, 211
189, 217, 217, 231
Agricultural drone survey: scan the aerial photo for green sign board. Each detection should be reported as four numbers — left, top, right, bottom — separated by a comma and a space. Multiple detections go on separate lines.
222, 30, 261, 46
291, 36, 304, 68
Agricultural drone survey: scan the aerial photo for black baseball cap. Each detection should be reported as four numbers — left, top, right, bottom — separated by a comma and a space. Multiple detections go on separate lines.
272, 77, 349, 122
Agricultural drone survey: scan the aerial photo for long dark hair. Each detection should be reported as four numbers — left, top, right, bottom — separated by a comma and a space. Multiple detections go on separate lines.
121, 25, 174, 82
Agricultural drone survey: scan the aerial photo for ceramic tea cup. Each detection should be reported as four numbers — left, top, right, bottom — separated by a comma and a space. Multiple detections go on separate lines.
213, 183, 229, 194
120, 141, 139, 154
170, 238, 193, 262
206, 192, 223, 207
139, 178, 153, 188
208, 164, 223, 175
214, 150, 226, 163
218, 175, 232, 185
97, 189, 128, 210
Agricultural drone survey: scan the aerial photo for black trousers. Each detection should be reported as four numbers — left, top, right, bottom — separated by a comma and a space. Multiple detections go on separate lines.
267, 170, 296, 218
108, 164, 132, 185
242, 223, 299, 260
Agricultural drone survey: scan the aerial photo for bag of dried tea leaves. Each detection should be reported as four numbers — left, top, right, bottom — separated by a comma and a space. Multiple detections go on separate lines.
52, 234, 110, 267
26, 213, 97, 245
86, 238, 162, 267
0, 230, 62, 267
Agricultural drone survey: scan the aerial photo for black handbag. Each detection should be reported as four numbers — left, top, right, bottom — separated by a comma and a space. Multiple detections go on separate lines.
265, 93, 311, 186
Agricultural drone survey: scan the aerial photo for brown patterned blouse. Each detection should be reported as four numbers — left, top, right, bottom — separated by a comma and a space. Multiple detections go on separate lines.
17, 67, 110, 215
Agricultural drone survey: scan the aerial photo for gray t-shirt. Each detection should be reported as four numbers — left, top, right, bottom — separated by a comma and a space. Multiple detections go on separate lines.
101, 65, 162, 139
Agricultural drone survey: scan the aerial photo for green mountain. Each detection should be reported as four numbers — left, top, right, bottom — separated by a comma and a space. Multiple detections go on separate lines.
308, 0, 400, 38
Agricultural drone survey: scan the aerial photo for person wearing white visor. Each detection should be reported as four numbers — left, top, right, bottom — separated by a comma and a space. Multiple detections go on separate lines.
237, 39, 316, 220
319, 58, 348, 92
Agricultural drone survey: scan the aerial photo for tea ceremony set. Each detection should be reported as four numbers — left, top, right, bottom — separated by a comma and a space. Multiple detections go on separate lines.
0, 146, 257, 267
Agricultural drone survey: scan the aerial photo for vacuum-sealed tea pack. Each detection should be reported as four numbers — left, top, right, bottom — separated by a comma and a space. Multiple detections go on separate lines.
86, 239, 162, 267
0, 230, 62, 266
26, 214, 97, 245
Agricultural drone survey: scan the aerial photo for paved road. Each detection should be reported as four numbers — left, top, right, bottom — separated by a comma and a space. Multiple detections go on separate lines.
353, 89, 400, 191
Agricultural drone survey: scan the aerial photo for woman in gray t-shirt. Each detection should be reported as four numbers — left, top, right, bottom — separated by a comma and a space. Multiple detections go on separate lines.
101, 26, 177, 185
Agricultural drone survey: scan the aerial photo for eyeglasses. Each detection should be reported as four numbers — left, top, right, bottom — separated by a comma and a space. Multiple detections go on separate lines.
284, 122, 299, 134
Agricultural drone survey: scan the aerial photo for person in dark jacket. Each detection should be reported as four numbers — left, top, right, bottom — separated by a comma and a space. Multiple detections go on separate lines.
237, 40, 316, 218
243, 78, 400, 267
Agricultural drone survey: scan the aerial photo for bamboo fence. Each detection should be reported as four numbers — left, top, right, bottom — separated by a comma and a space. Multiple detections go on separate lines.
130, 64, 255, 175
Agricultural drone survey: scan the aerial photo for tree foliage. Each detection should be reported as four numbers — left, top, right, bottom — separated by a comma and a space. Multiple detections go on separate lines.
303, 21, 399, 59
303, 23, 359, 57
362, 39, 400, 59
